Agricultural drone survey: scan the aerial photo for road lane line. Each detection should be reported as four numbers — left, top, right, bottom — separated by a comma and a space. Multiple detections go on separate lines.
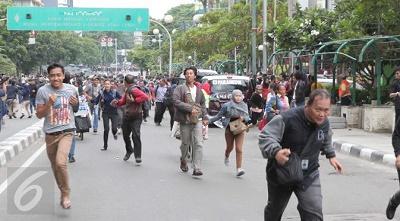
0, 144, 46, 195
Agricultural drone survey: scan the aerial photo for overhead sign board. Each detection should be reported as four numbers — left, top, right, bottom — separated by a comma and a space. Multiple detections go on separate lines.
7, 7, 149, 32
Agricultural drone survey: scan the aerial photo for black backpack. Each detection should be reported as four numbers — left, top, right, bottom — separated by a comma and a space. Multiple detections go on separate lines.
163, 84, 176, 106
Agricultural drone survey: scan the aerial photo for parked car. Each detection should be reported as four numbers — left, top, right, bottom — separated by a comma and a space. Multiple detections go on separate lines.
202, 75, 250, 117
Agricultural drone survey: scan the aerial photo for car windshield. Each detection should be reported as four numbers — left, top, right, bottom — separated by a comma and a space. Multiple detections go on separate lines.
211, 79, 248, 93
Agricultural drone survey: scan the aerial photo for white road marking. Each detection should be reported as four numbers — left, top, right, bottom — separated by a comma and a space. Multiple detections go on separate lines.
0, 144, 46, 195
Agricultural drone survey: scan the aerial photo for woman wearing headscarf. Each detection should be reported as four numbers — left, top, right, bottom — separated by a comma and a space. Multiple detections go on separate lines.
209, 90, 251, 177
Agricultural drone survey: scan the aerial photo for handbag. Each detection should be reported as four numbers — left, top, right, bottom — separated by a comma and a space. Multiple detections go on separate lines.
273, 153, 304, 186
229, 118, 248, 135
272, 129, 318, 186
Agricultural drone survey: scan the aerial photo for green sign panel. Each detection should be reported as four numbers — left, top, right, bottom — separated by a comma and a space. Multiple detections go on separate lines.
7, 7, 149, 32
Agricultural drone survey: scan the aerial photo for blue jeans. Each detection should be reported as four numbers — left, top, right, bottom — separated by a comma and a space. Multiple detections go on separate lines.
29, 97, 36, 114
92, 105, 99, 130
68, 136, 76, 159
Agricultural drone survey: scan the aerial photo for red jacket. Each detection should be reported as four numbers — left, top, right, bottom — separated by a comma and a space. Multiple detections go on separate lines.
116, 85, 148, 106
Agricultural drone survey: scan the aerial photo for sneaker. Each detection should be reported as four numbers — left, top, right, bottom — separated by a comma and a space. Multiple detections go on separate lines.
192, 169, 203, 176
387, 198, 399, 220
113, 133, 118, 140
68, 157, 76, 163
180, 159, 188, 172
123, 152, 132, 161
20, 114, 25, 119
100, 147, 107, 151
93, 129, 98, 134
135, 157, 142, 164
236, 168, 245, 177
28, 115, 32, 118
224, 156, 229, 166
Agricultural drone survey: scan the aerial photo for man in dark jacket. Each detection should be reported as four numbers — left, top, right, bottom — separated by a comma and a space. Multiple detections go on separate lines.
390, 67, 400, 123
291, 71, 307, 108
259, 89, 343, 221
112, 75, 148, 163
386, 115, 400, 219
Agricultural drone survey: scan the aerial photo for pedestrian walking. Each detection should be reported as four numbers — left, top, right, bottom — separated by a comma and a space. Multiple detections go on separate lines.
338, 74, 352, 106
386, 112, 400, 219
19, 81, 32, 118
138, 81, 151, 123
6, 79, 19, 119
0, 76, 8, 131
249, 85, 264, 126
291, 71, 307, 108
259, 89, 343, 221
209, 89, 251, 176
173, 66, 208, 176
263, 83, 290, 123
154, 79, 168, 126
28, 79, 38, 115
35, 64, 79, 209
390, 66, 400, 123
93, 79, 121, 151
84, 76, 101, 133
112, 75, 148, 163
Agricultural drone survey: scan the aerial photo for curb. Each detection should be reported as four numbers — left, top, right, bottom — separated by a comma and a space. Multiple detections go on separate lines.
0, 120, 44, 167
333, 140, 396, 167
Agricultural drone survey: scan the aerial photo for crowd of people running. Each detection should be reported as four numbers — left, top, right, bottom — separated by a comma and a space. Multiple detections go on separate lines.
1, 64, 348, 220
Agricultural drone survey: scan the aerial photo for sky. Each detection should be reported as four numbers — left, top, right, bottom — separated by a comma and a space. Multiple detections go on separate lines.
73, 0, 195, 19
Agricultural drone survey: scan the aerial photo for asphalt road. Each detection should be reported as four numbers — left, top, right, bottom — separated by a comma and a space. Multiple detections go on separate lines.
0, 115, 40, 141
0, 113, 399, 221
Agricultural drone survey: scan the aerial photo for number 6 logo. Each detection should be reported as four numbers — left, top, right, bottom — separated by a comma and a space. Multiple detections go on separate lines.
14, 171, 48, 212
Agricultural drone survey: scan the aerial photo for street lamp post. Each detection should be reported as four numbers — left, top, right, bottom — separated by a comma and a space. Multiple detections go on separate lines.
152, 29, 162, 73
262, 0, 268, 74
151, 15, 173, 78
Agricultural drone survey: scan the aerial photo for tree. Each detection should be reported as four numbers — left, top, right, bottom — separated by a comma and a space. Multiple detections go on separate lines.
127, 47, 158, 76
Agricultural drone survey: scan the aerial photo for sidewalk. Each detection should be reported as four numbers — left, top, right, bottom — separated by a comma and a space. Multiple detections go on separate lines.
0, 120, 43, 167
332, 128, 395, 167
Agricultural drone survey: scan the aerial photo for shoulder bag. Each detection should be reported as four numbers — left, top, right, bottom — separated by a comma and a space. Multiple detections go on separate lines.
229, 118, 248, 135
273, 129, 318, 186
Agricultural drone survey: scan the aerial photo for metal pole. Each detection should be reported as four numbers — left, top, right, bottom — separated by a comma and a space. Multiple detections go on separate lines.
262, 0, 268, 74
115, 38, 118, 74
272, 0, 277, 75
234, 46, 238, 74
151, 19, 172, 78
251, 0, 257, 76
158, 36, 162, 73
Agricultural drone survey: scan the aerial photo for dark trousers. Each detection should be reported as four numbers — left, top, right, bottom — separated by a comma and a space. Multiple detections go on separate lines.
102, 112, 119, 147
122, 118, 142, 158
264, 174, 323, 221
395, 109, 400, 125
341, 95, 352, 106
251, 111, 263, 125
154, 102, 175, 130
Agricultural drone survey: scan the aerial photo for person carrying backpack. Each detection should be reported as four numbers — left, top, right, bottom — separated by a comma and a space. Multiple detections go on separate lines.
112, 75, 148, 163
163, 78, 178, 130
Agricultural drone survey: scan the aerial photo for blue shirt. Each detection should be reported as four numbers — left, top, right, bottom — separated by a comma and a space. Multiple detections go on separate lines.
93, 89, 121, 114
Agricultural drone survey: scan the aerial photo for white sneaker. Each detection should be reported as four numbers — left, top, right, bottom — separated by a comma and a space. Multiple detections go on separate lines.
224, 156, 229, 166
236, 168, 245, 177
